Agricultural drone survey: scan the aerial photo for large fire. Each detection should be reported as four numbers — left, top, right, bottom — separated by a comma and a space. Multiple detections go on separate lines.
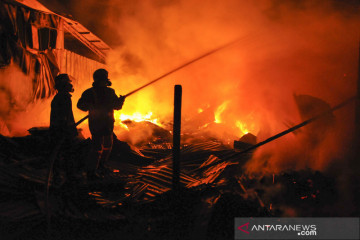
0, 0, 357, 175
110, 98, 256, 143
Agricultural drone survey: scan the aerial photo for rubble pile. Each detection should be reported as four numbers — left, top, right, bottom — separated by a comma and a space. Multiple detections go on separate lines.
0, 124, 339, 239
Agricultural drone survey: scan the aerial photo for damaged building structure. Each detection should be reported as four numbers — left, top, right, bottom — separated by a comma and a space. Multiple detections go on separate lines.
0, 0, 108, 135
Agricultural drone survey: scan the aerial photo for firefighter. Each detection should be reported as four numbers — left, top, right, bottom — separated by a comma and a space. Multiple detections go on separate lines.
77, 69, 125, 178
50, 73, 78, 185
50, 73, 77, 140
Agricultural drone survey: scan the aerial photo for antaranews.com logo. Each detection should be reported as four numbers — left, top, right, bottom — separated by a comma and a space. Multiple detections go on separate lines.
238, 222, 317, 236
234, 217, 359, 239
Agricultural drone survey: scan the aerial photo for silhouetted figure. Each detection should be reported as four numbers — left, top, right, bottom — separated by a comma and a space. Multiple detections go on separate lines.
50, 74, 77, 140
77, 69, 125, 177
50, 73, 78, 185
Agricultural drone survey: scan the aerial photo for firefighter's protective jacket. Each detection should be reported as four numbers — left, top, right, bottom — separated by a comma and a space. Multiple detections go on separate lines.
50, 92, 77, 139
77, 86, 124, 135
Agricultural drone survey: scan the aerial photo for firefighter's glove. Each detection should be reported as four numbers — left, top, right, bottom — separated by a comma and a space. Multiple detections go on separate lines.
119, 95, 126, 104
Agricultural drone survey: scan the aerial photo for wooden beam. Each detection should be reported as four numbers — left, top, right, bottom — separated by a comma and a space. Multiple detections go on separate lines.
172, 85, 182, 191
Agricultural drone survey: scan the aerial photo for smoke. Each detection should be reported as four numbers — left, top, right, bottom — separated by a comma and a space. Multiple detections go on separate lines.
88, 0, 358, 173
0, 63, 52, 136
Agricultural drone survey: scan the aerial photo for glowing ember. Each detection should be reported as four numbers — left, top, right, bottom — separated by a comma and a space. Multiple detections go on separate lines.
198, 108, 203, 113
214, 101, 230, 123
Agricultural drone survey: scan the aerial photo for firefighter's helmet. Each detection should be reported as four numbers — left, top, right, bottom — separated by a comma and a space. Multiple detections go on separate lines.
55, 74, 73, 92
93, 69, 111, 86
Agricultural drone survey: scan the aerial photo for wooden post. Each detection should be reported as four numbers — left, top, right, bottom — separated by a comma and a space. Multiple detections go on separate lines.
173, 85, 182, 191
356, 41, 360, 158
350, 41, 360, 215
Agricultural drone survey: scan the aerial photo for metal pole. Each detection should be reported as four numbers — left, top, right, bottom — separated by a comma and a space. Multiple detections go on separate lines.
172, 85, 182, 191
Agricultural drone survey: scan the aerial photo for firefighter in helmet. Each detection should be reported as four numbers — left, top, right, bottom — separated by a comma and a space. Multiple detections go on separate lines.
50, 73, 77, 140
77, 69, 125, 176
50, 73, 78, 185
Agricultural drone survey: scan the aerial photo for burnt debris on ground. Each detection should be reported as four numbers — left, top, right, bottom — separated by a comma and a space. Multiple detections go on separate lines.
0, 123, 341, 239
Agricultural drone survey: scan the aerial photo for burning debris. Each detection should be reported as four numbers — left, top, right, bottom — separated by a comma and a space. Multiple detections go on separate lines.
0, 89, 356, 238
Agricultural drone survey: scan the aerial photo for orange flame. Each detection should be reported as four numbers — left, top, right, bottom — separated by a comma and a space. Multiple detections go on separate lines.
214, 100, 230, 123
114, 111, 161, 129
236, 121, 249, 135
